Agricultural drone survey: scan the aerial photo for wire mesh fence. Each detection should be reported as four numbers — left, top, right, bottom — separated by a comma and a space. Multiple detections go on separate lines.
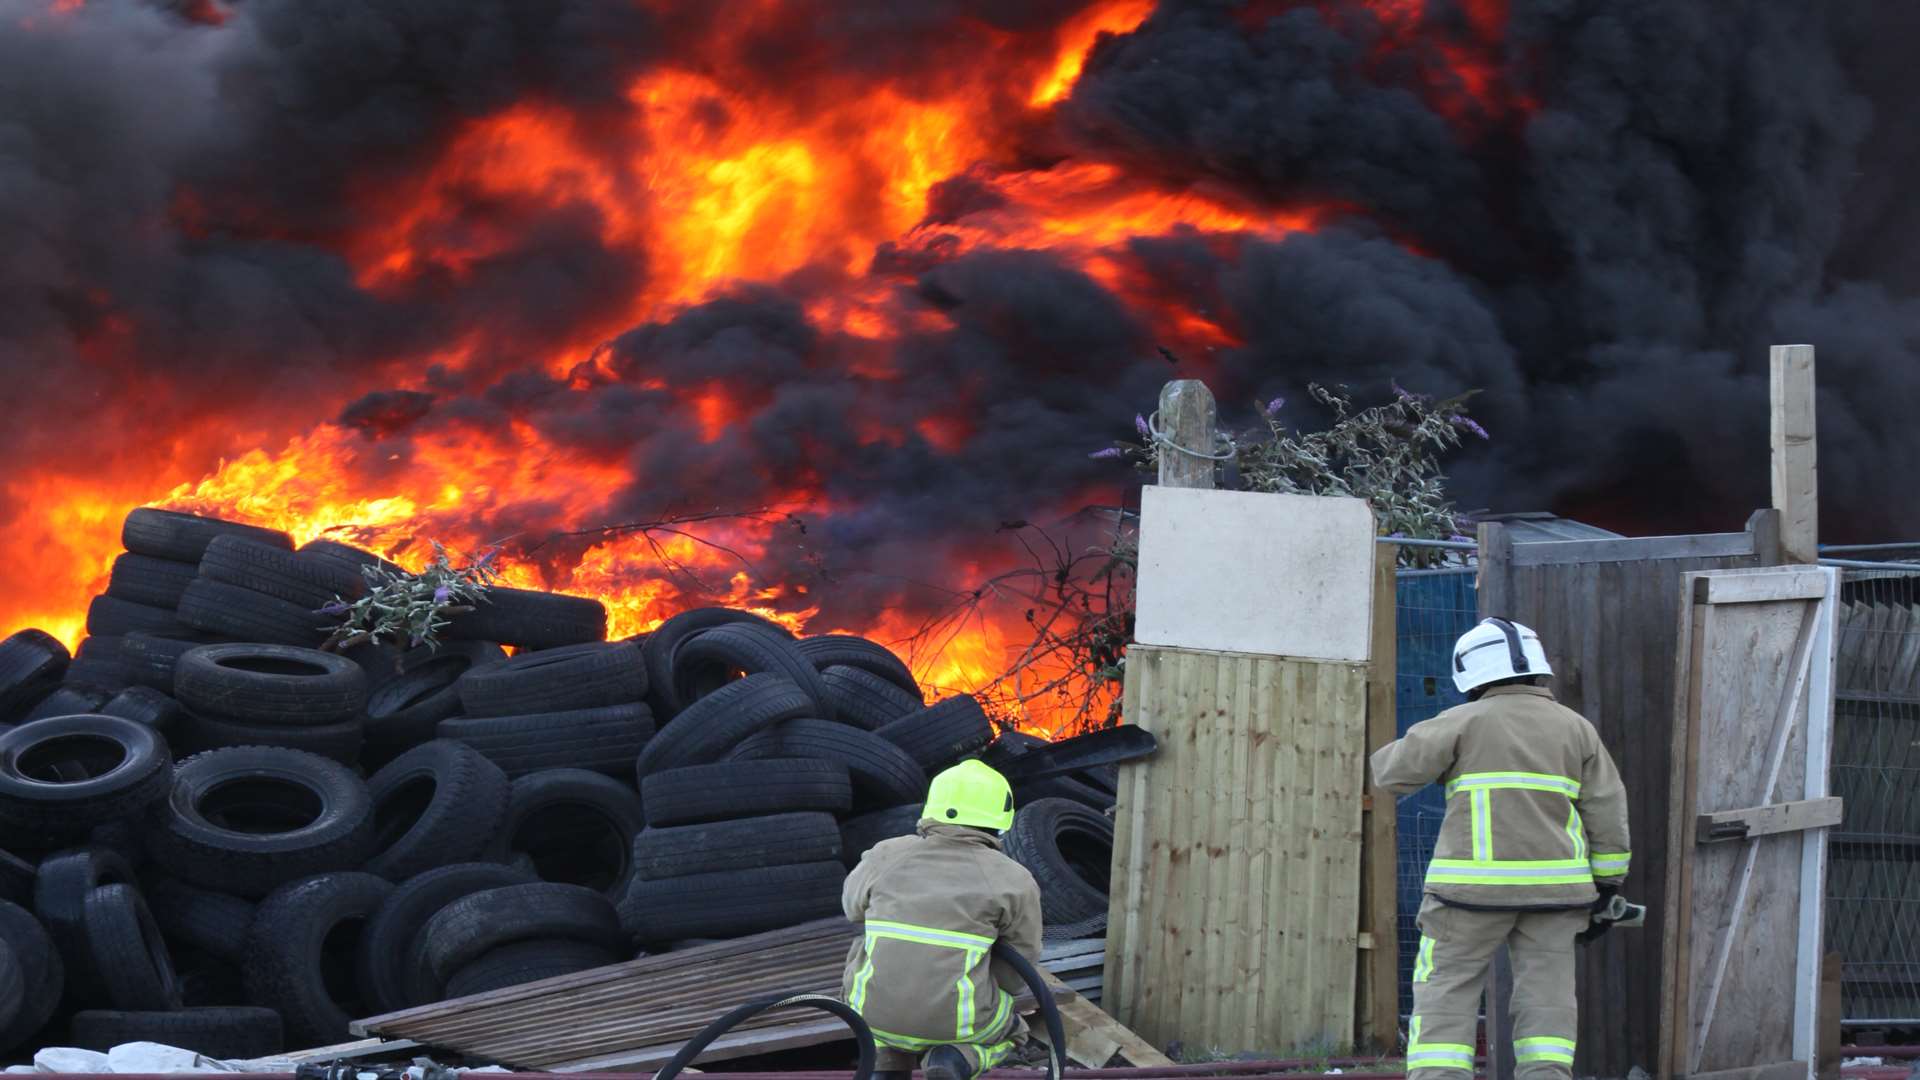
1831, 570, 1920, 1024
1392, 567, 1478, 1017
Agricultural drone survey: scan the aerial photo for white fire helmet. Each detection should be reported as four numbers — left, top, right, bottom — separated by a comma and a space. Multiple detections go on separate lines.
1451, 617, 1553, 694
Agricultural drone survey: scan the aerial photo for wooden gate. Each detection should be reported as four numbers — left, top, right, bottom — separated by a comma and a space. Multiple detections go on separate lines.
1659, 566, 1840, 1080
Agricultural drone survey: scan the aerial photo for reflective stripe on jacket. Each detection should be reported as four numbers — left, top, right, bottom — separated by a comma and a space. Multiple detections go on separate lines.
1370, 684, 1632, 908
841, 822, 1043, 1050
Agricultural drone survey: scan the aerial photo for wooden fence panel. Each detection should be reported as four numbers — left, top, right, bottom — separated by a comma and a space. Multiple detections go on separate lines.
1661, 566, 1838, 1079
1106, 645, 1368, 1053
1475, 510, 1782, 1078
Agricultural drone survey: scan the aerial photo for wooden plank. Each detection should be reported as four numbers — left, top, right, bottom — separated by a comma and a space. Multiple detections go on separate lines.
1770, 344, 1819, 565
1155, 379, 1218, 489
1695, 798, 1843, 843
1037, 970, 1176, 1068
1705, 568, 1830, 605
1510, 531, 1756, 567
1360, 541, 1400, 1050
1662, 579, 1710, 1079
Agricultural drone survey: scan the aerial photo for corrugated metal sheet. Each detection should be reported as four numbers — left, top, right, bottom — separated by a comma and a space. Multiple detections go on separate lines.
354, 921, 1119, 1073
353, 919, 860, 1072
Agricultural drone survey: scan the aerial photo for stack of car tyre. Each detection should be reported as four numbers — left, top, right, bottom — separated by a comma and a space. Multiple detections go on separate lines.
0, 508, 1118, 1063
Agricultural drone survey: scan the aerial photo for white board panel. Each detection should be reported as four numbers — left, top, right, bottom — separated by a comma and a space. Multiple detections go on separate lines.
1133, 487, 1375, 661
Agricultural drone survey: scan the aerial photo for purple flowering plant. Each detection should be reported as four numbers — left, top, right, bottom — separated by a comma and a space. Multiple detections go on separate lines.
318, 540, 500, 652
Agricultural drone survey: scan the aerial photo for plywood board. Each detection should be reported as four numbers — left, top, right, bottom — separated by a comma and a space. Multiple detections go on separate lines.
1133, 488, 1375, 661
1105, 645, 1367, 1052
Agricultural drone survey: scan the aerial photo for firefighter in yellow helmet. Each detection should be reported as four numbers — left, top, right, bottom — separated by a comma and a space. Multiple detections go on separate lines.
842, 759, 1044, 1080
1372, 618, 1632, 1080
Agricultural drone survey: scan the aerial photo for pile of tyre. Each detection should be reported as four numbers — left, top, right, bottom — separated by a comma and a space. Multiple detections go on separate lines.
0, 508, 1117, 1063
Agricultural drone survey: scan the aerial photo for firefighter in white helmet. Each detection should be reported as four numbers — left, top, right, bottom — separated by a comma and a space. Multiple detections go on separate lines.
1371, 618, 1630, 1080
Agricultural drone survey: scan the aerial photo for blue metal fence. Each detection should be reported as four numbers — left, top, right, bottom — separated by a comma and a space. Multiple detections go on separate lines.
1392, 568, 1478, 1017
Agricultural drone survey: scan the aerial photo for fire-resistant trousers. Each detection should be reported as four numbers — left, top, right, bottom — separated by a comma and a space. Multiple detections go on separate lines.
871, 1012, 1027, 1074
1407, 895, 1588, 1080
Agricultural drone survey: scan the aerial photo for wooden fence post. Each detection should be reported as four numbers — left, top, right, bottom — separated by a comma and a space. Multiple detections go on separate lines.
1771, 344, 1818, 565
1156, 380, 1218, 490
1361, 542, 1402, 1049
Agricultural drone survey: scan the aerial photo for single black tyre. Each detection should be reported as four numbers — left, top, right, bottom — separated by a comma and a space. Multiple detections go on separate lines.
180, 712, 365, 765
362, 642, 505, 766
357, 861, 535, 1013
62, 657, 142, 695
144, 875, 254, 961
672, 624, 832, 719
641, 759, 852, 827
117, 634, 200, 694
200, 535, 369, 609
617, 860, 845, 944
632, 812, 841, 881
795, 636, 919, 695
839, 805, 923, 867
820, 666, 922, 730
105, 554, 201, 610
457, 641, 647, 718
21, 686, 109, 725
1012, 773, 1115, 812
175, 643, 368, 727
177, 579, 330, 647
444, 938, 621, 999
0, 850, 32, 907
0, 715, 173, 843
0, 629, 69, 723
144, 747, 375, 898
68, 1007, 284, 1059
100, 686, 186, 734
0, 938, 21, 1043
298, 539, 403, 578
86, 595, 197, 640
364, 740, 511, 881
443, 587, 607, 650
486, 769, 645, 897
122, 508, 291, 563
728, 718, 926, 810
242, 871, 394, 1048
438, 702, 654, 779
83, 883, 180, 1011
0, 899, 63, 1053
874, 695, 995, 771
633, 673, 812, 781
642, 608, 793, 719
1000, 797, 1114, 925
420, 882, 625, 983
33, 846, 136, 1004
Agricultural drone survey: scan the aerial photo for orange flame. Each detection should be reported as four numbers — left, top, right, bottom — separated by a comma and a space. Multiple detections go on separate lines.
1, 0, 1509, 737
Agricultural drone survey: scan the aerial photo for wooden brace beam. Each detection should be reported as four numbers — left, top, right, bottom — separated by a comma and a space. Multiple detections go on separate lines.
1695, 797, 1842, 845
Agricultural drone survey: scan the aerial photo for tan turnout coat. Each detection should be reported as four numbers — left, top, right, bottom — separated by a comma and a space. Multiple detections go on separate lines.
1371, 684, 1632, 909
841, 822, 1044, 1050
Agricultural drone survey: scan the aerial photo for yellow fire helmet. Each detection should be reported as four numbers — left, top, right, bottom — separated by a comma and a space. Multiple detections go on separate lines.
924, 759, 1016, 833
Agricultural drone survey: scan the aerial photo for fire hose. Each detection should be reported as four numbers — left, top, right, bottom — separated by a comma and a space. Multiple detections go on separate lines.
648, 941, 1068, 1080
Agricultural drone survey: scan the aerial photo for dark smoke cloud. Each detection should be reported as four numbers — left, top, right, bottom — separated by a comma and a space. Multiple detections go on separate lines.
1062, 0, 1913, 538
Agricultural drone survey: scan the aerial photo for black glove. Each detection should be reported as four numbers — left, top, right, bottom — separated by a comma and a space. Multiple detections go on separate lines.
1577, 885, 1622, 945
